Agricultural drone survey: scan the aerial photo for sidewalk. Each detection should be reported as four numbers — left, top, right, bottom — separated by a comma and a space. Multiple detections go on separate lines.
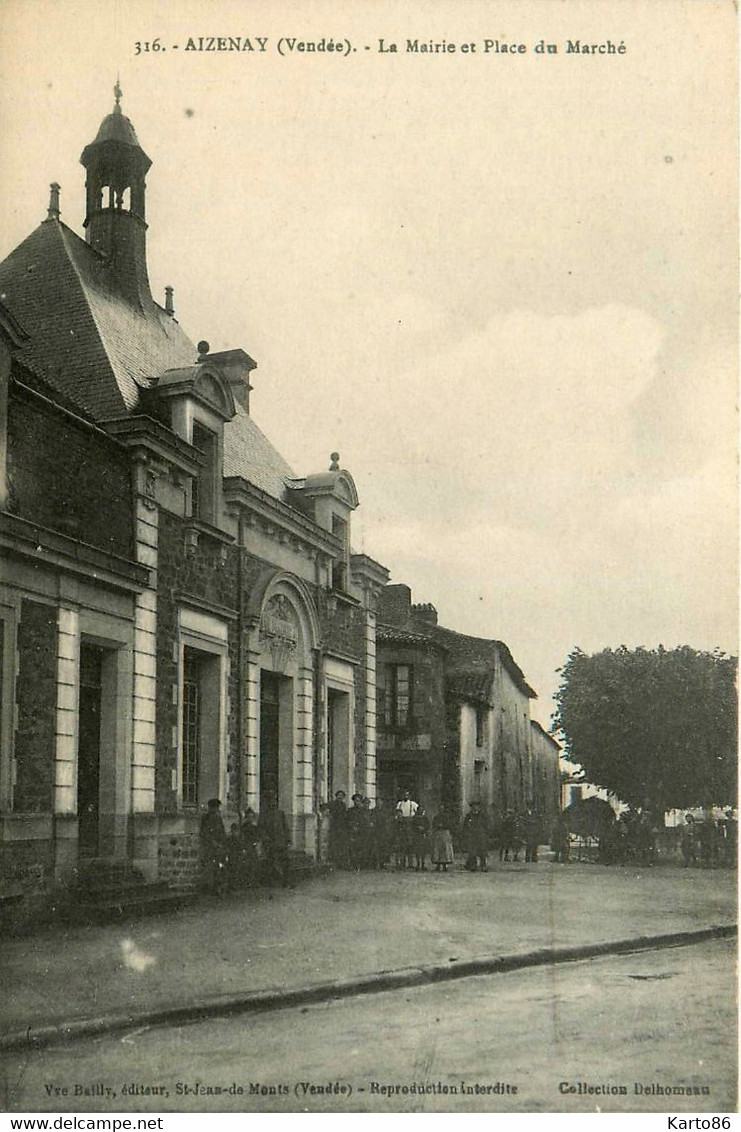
2, 861, 735, 1045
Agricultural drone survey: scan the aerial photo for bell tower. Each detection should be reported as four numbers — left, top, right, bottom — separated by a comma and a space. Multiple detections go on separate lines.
80, 83, 153, 308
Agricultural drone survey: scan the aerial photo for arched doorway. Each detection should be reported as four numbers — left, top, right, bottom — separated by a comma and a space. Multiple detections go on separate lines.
244, 573, 320, 852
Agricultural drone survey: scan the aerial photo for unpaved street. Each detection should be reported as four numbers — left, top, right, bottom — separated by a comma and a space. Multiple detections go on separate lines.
3, 939, 735, 1114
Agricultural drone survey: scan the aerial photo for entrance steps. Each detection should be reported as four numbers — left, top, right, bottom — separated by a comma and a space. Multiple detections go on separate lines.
289, 850, 328, 879
65, 858, 191, 923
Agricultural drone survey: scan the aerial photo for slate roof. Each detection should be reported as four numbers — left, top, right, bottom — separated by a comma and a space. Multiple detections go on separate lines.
223, 403, 297, 501
431, 624, 537, 699
0, 216, 300, 504
447, 671, 494, 706
0, 219, 195, 419
376, 623, 447, 650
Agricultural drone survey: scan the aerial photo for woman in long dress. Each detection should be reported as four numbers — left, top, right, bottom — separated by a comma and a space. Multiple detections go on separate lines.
431, 808, 455, 872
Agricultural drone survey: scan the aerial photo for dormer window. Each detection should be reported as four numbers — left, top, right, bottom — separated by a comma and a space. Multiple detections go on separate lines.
191, 421, 218, 523
148, 360, 238, 533
331, 513, 349, 591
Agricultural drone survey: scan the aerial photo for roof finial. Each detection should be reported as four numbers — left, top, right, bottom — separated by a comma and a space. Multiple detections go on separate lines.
330, 452, 340, 471
114, 78, 122, 109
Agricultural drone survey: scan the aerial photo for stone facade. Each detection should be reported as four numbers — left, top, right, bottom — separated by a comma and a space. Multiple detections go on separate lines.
0, 92, 388, 924
376, 584, 561, 829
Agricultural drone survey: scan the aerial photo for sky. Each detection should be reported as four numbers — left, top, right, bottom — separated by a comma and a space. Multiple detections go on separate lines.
0, 0, 737, 728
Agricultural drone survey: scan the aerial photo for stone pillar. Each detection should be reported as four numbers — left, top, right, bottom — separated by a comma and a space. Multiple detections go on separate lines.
294, 661, 315, 853
363, 608, 377, 802
54, 606, 79, 816
53, 605, 79, 876
244, 634, 261, 812
132, 497, 158, 813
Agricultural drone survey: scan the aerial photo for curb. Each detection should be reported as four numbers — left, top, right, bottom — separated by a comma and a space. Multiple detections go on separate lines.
1, 923, 735, 1054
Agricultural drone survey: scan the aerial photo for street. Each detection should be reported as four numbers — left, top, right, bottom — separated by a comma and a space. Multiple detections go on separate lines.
3, 862, 735, 1041
2, 939, 735, 1113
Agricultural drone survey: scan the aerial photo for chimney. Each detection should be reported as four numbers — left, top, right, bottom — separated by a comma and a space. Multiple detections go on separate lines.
47, 182, 61, 220
413, 602, 438, 626
378, 583, 413, 626
164, 285, 174, 315
197, 347, 257, 412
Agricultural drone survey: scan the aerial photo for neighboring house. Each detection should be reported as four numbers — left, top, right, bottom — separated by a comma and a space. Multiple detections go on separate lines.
529, 720, 563, 831
0, 88, 389, 920
375, 584, 561, 826
559, 757, 625, 817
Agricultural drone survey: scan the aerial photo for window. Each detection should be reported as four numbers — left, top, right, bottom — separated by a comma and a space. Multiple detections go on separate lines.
191, 421, 219, 524
474, 759, 485, 801
570, 785, 583, 806
180, 644, 222, 807
178, 608, 228, 809
182, 648, 202, 807
330, 514, 348, 591
475, 707, 486, 747
384, 663, 412, 727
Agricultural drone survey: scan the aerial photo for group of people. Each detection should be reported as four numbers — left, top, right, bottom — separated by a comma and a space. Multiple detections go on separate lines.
320, 791, 552, 874
321, 791, 456, 872
199, 796, 292, 894
680, 811, 737, 869
202, 794, 737, 890
597, 809, 659, 866
594, 807, 738, 868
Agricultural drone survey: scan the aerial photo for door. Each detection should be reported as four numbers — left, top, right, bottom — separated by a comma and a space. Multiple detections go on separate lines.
260, 671, 281, 809
77, 644, 104, 856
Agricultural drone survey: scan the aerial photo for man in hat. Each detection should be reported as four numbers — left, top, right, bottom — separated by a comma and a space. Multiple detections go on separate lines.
200, 797, 228, 894
328, 789, 349, 869
346, 792, 371, 870
463, 800, 489, 872
257, 794, 292, 887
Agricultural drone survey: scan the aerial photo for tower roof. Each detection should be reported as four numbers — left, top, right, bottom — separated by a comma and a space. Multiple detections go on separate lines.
93, 106, 144, 149
81, 83, 151, 170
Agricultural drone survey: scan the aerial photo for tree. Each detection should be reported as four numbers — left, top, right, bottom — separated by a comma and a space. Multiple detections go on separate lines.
564, 796, 615, 840
553, 646, 737, 813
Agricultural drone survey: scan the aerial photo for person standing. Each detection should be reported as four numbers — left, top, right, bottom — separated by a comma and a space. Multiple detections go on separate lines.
200, 798, 228, 895
328, 789, 348, 869
524, 808, 540, 863
395, 790, 418, 870
346, 793, 370, 870
239, 808, 261, 886
431, 807, 455, 872
257, 795, 292, 887
463, 801, 489, 872
500, 810, 516, 862
412, 805, 430, 871
681, 813, 697, 868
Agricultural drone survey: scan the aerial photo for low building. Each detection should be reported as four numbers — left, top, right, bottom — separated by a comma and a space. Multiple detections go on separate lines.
375, 584, 561, 827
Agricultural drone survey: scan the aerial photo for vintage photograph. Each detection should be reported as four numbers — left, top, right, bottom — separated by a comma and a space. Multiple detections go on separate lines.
0, 0, 737, 1118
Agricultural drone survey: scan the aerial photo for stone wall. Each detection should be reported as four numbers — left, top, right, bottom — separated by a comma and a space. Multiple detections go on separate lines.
6, 385, 133, 558
155, 509, 240, 811
157, 829, 201, 893
15, 600, 56, 812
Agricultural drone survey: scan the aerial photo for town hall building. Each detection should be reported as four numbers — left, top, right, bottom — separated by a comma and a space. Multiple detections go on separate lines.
0, 88, 561, 925
0, 87, 388, 922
